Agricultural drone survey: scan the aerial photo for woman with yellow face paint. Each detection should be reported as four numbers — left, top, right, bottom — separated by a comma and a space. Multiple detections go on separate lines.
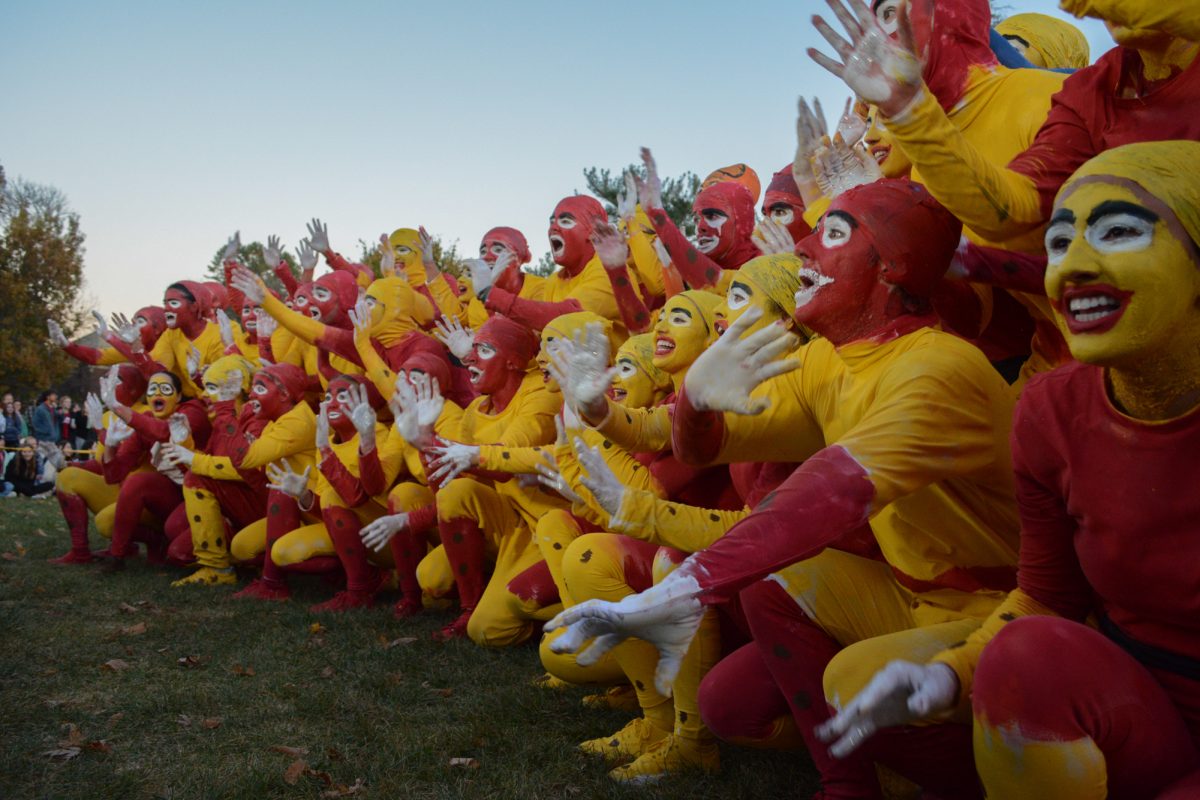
819, 141, 1200, 800
996, 13, 1091, 70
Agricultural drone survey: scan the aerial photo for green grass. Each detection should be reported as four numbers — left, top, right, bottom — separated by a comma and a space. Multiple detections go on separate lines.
0, 497, 818, 799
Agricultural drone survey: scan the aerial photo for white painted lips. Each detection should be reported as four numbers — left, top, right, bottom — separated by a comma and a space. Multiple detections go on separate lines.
794, 267, 834, 307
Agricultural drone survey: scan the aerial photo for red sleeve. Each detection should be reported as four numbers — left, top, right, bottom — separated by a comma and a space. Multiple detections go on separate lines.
101, 438, 148, 483
688, 445, 876, 603
1009, 392, 1093, 620
1006, 73, 1101, 222
485, 288, 583, 331
670, 391, 725, 466
223, 261, 249, 311
314, 325, 364, 366
646, 207, 724, 290
960, 244, 1048, 295
270, 262, 299, 298
319, 451, 369, 508
358, 447, 387, 498
103, 334, 156, 376
604, 265, 655, 334
405, 503, 437, 534
63, 342, 105, 365
323, 250, 373, 284
126, 409, 171, 443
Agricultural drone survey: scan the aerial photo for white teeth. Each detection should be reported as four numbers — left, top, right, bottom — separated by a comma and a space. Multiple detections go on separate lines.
695, 237, 717, 254
1075, 310, 1115, 322
1068, 296, 1119, 313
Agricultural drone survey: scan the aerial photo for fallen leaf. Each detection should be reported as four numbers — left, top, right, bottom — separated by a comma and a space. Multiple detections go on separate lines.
231, 663, 256, 677
42, 747, 81, 761
118, 603, 139, 614
270, 745, 309, 757
177, 655, 202, 668
382, 636, 418, 649
156, 647, 168, 654
321, 778, 367, 797
108, 713, 125, 726
15, 542, 27, 556
320, 666, 335, 679
448, 757, 480, 769
176, 714, 192, 727
309, 622, 326, 635
61, 724, 85, 746
421, 680, 452, 698
201, 717, 222, 729
283, 759, 308, 785
85, 740, 112, 754
306, 768, 334, 787
1, 552, 19, 561
120, 622, 147, 636
326, 747, 344, 762
101, 659, 130, 672
34, 528, 48, 537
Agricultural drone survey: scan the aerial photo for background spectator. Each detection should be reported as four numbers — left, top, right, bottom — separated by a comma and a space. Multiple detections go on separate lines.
2, 437, 55, 498
31, 391, 60, 444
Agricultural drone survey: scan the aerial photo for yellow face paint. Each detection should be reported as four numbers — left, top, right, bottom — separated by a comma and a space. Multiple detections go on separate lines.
715, 274, 789, 338
1045, 179, 1200, 368
651, 293, 718, 374
865, 106, 911, 180
146, 373, 181, 419
610, 334, 671, 409
538, 311, 612, 394
388, 228, 425, 278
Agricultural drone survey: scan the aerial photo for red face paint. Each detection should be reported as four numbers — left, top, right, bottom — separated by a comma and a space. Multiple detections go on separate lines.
248, 363, 306, 420
762, 165, 813, 242
480, 226, 532, 266
323, 376, 361, 440
115, 364, 148, 407
134, 305, 167, 350
692, 182, 756, 262
163, 285, 201, 331
240, 299, 259, 340
463, 317, 537, 396
548, 196, 605, 272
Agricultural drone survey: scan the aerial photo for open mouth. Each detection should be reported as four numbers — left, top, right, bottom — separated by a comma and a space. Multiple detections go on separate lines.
609, 387, 627, 402
468, 366, 484, 384
308, 307, 322, 319
250, 399, 262, 415
696, 236, 718, 254
794, 267, 834, 308
164, 312, 177, 327
151, 398, 167, 413
550, 235, 565, 256
653, 336, 675, 357
245, 319, 257, 330
1060, 285, 1131, 334
871, 146, 891, 166
714, 318, 729, 336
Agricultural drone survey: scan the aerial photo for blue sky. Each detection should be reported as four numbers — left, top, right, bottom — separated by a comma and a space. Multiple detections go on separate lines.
1, 1, 1112, 320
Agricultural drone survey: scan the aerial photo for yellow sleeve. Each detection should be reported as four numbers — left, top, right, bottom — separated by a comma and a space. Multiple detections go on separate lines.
354, 334, 400, 402
548, 260, 624, 329
239, 403, 318, 470
611, 489, 748, 552
94, 347, 129, 366
432, 401, 466, 441
148, 332, 178, 373
930, 588, 1059, 709
886, 88, 1044, 245
190, 453, 239, 479
370, 423, 406, 497
261, 290, 328, 346
517, 273, 546, 301
626, 213, 665, 298
494, 391, 559, 448
428, 274, 470, 324
593, 401, 674, 453
1060, 0, 1200, 40
478, 444, 552, 474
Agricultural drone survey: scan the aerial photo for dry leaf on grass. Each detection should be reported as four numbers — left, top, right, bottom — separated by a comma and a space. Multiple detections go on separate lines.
61, 724, 84, 746
231, 663, 256, 677
15, 542, 27, 556
1, 552, 20, 561
34, 528, 48, 537
85, 740, 112, 753
283, 759, 308, 785
201, 717, 222, 730
421, 681, 453, 698
108, 713, 125, 725
326, 747, 344, 761
176, 714, 192, 727
269, 745, 309, 757
448, 757, 480, 769
118, 602, 139, 614
42, 747, 81, 761
382, 637, 418, 649
120, 622, 147, 636
177, 655, 202, 668
309, 622, 326, 635
320, 666, 335, 679
321, 778, 367, 797
101, 659, 131, 672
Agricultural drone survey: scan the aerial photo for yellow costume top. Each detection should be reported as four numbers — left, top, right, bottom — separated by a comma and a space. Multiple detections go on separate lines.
190, 401, 317, 478
148, 324, 227, 397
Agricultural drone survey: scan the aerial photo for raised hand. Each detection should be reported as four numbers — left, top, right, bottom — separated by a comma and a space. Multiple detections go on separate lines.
638, 147, 664, 209
347, 298, 374, 347
360, 513, 410, 552
812, 133, 883, 199
98, 365, 122, 410
546, 567, 706, 697
216, 309, 235, 350
110, 312, 141, 344
315, 401, 331, 451
296, 238, 319, 275
426, 438, 480, 485
378, 233, 397, 277
91, 310, 109, 340
255, 308, 277, 339
262, 234, 283, 270
793, 97, 830, 207
390, 371, 443, 448
221, 231, 242, 262
84, 393, 105, 431
683, 307, 801, 415
229, 265, 267, 304
835, 97, 869, 146
546, 322, 616, 421
816, 661, 959, 758
752, 218, 797, 256
417, 226, 436, 270
463, 259, 494, 299
535, 452, 583, 504
306, 218, 331, 253
346, 382, 377, 453
574, 437, 628, 518
215, 370, 244, 402
265, 461, 311, 500
808, 0, 923, 118
105, 415, 135, 447
433, 316, 474, 361
47, 319, 69, 348
590, 220, 630, 271
186, 345, 203, 379
168, 412, 192, 444
616, 170, 638, 223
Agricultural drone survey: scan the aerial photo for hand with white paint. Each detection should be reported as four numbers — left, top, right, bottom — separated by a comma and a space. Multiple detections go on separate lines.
637, 147, 665, 210
345, 382, 377, 454
617, 171, 638, 223
360, 512, 410, 552
793, 97, 830, 209
216, 309, 236, 350
185, 345, 203, 380
752, 217, 797, 256
812, 133, 883, 199
91, 310, 109, 340
47, 319, 69, 348
221, 231, 241, 262
159, 441, 195, 468
265, 461, 311, 500
230, 266, 266, 304
84, 393, 105, 431
262, 234, 283, 270
255, 308, 277, 339
683, 307, 800, 415
378, 233, 397, 277
110, 312, 141, 345
215, 370, 244, 402
574, 437, 627, 519
168, 413, 191, 444
546, 566, 706, 697
808, 0, 924, 119
535, 452, 583, 505
296, 238, 319, 275
348, 298, 373, 347
463, 258, 495, 300
590, 221, 630, 272
390, 371, 443, 449
426, 438, 480, 485
546, 323, 616, 422
433, 316, 474, 361
306, 218, 331, 253
835, 97, 869, 146
417, 226, 437, 274
98, 365, 122, 411
816, 661, 959, 758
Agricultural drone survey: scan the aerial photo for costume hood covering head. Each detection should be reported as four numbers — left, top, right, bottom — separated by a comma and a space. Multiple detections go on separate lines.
478, 315, 540, 367
669, 290, 724, 337
763, 164, 813, 240
616, 333, 672, 392
115, 364, 148, 408
202, 282, 230, 316
314, 270, 361, 325
328, 373, 385, 411
702, 164, 761, 204
259, 363, 309, 405
400, 351, 453, 395
836, 178, 963, 296
366, 277, 436, 347
906, 0, 999, 112
540, 310, 613, 353
1062, 141, 1200, 253
135, 305, 167, 348
170, 280, 211, 315
203, 355, 257, 397
693, 181, 760, 265
483, 227, 532, 265
996, 13, 1090, 70
739, 255, 807, 316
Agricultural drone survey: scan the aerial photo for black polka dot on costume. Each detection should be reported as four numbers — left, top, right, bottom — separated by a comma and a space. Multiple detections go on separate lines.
678, 711, 688, 723
709, 513, 719, 522
195, 491, 205, 500
625, 412, 632, 424
193, 515, 202, 522
635, 680, 645, 691
580, 549, 593, 564
705, 267, 717, 281
602, 440, 612, 449
458, 563, 469, 575
773, 643, 791, 660
452, 531, 464, 543
214, 537, 223, 547
216, 463, 224, 470
1000, 612, 1017, 622
335, 518, 344, 528
225, 424, 235, 435
792, 691, 812, 710
501, 451, 510, 460
269, 503, 281, 516
200, 540, 209, 550
552, 543, 562, 550
667, 507, 676, 515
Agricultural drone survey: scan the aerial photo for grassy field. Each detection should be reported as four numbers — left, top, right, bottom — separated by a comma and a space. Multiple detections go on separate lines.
0, 496, 818, 799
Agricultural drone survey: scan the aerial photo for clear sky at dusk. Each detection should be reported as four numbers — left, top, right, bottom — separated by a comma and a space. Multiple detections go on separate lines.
1, 1, 1112, 322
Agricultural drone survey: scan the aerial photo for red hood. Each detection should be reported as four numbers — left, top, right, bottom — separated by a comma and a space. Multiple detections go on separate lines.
909, 0, 998, 112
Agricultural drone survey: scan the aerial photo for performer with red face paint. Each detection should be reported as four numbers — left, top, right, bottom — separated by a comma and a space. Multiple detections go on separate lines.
48, 307, 167, 367
427, 226, 544, 331
547, 180, 1021, 799
479, 196, 632, 338
49, 365, 148, 564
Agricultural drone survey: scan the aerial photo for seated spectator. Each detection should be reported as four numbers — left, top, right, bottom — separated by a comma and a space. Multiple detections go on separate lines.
4, 438, 55, 498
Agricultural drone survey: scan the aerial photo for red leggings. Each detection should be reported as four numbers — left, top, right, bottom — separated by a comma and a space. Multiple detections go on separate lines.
109, 471, 182, 558
974, 616, 1200, 799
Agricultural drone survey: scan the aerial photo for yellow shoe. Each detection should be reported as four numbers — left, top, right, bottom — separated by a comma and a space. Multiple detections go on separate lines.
608, 735, 720, 784
579, 717, 669, 766
533, 673, 571, 690
582, 685, 640, 713
171, 567, 237, 587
